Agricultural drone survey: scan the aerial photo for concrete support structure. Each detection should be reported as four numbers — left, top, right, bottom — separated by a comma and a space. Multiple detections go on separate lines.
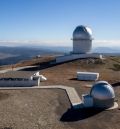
73, 39, 92, 54
56, 53, 101, 63
82, 94, 93, 108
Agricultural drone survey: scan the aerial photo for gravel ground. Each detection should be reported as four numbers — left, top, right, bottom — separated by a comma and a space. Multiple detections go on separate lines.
0, 57, 120, 129
0, 88, 120, 129
0, 89, 71, 129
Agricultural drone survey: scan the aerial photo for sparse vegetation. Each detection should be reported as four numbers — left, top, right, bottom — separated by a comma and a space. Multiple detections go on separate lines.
94, 59, 105, 64
110, 57, 120, 64
112, 64, 120, 71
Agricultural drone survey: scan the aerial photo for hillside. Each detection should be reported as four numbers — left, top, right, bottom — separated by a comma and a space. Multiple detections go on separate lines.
0, 56, 120, 129
0, 46, 64, 65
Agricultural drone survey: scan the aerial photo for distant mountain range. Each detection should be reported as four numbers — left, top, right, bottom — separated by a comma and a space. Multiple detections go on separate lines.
92, 47, 120, 53
0, 46, 65, 65
0, 45, 120, 65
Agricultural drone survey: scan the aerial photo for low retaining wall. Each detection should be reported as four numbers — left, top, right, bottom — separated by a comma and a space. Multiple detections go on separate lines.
0, 79, 39, 87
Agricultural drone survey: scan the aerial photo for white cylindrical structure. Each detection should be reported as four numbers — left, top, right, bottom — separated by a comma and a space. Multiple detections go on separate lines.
72, 25, 93, 54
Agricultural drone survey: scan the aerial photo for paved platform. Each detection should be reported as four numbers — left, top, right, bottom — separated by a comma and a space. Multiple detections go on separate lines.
0, 85, 82, 109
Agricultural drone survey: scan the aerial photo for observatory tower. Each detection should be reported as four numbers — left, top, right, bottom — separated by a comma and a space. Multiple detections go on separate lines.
55, 25, 101, 63
72, 25, 93, 54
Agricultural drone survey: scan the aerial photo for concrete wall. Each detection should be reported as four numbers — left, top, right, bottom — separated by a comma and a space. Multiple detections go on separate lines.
82, 94, 93, 108
77, 72, 99, 81
73, 39, 92, 54
93, 98, 114, 108
56, 53, 100, 63
0, 79, 39, 87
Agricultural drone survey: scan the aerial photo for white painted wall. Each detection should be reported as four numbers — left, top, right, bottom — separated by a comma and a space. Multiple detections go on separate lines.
0, 79, 39, 87
56, 53, 101, 63
0, 72, 47, 87
77, 72, 99, 81
73, 39, 92, 54
82, 94, 93, 107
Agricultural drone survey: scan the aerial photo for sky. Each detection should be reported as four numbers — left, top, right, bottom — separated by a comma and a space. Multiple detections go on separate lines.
0, 0, 120, 47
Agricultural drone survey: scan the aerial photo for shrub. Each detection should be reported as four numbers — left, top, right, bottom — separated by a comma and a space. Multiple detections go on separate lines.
113, 64, 120, 71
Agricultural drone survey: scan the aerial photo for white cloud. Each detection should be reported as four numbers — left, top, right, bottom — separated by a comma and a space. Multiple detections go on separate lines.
0, 39, 120, 47
93, 40, 120, 47
0, 39, 71, 47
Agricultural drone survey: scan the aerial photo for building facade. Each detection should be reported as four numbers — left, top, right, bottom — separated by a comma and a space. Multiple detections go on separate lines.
72, 25, 93, 54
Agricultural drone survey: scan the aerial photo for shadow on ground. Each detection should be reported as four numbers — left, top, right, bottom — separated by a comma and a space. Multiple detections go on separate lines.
112, 82, 120, 87
69, 78, 95, 83
19, 61, 55, 71
60, 108, 104, 122
69, 78, 78, 81
19, 59, 84, 71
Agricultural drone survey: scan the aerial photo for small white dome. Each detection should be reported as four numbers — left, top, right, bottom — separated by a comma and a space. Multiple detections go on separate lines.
73, 25, 92, 40
90, 81, 115, 100
93, 81, 109, 85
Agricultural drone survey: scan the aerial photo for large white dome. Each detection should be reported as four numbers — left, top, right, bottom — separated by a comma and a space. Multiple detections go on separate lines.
73, 25, 92, 40
90, 81, 115, 100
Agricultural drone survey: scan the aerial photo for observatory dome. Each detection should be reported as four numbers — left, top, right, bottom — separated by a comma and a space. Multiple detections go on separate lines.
90, 81, 115, 100
73, 25, 92, 40
90, 81, 115, 108
72, 25, 93, 54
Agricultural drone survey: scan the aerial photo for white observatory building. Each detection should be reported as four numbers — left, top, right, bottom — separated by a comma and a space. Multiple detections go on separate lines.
72, 25, 93, 54
55, 25, 101, 63
82, 81, 118, 109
